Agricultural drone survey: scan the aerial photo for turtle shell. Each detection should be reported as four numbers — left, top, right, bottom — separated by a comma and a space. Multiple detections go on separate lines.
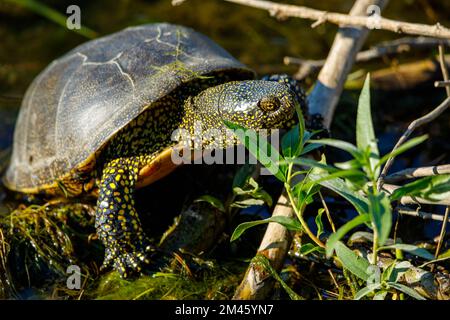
4, 23, 254, 193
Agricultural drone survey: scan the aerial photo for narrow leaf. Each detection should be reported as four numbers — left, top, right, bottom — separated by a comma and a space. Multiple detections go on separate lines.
368, 192, 392, 247
326, 214, 371, 257
387, 283, 426, 300
230, 216, 301, 242
194, 195, 225, 212
355, 283, 382, 300
377, 135, 428, 168
225, 121, 286, 182
335, 241, 370, 281
309, 138, 361, 158
356, 74, 380, 177
379, 244, 434, 260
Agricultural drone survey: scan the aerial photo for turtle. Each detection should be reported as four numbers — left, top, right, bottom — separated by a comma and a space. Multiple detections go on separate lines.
3, 23, 306, 278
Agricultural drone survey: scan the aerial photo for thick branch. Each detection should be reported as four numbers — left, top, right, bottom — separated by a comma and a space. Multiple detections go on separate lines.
307, 0, 388, 127
224, 0, 450, 39
232, 193, 293, 299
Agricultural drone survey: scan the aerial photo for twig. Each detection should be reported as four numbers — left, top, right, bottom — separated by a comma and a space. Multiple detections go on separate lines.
382, 183, 450, 206
435, 207, 449, 258
224, 0, 450, 39
397, 205, 450, 223
438, 45, 450, 96
319, 191, 336, 233
385, 164, 450, 183
377, 96, 450, 189
435, 80, 450, 87
378, 44, 450, 189
286, 37, 450, 80
171, 0, 188, 5
232, 0, 386, 300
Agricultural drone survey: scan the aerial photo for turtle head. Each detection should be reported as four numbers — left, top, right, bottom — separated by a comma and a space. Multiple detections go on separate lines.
192, 80, 298, 131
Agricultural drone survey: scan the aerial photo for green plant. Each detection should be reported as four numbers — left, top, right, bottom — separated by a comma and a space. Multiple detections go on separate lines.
226, 74, 448, 300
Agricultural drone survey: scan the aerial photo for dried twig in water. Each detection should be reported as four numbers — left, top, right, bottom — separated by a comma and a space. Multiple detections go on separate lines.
385, 164, 450, 183
224, 0, 450, 39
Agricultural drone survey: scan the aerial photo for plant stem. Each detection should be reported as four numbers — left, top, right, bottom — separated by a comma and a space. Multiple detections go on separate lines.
285, 163, 325, 248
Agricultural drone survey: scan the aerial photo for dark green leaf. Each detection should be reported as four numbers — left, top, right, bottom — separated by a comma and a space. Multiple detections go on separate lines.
335, 241, 370, 281
300, 143, 322, 155
368, 192, 392, 247
232, 163, 256, 189
387, 283, 426, 300
315, 208, 325, 238
356, 74, 380, 178
377, 135, 428, 169
309, 138, 361, 159
282, 124, 300, 158
194, 195, 225, 212
309, 170, 369, 216
390, 174, 450, 202
225, 121, 287, 182
379, 244, 434, 260
296, 243, 325, 256
355, 284, 382, 300
230, 216, 302, 242
282, 157, 339, 173
252, 255, 303, 300
326, 214, 371, 257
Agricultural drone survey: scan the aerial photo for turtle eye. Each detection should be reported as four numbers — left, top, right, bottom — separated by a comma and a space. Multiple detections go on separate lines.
258, 96, 281, 112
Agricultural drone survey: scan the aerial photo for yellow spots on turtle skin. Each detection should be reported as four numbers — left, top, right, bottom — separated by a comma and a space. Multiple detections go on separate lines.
109, 182, 117, 190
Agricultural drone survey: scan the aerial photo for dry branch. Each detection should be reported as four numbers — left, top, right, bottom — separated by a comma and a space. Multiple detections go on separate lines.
378, 96, 450, 189
435, 80, 450, 87
397, 205, 450, 223
232, 193, 293, 300
285, 37, 450, 80
385, 164, 450, 183
308, 0, 389, 127
224, 0, 450, 39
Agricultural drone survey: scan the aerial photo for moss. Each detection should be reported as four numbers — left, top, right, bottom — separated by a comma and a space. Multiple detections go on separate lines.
92, 261, 245, 300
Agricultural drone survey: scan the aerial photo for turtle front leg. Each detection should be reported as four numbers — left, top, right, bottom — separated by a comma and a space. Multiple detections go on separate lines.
95, 157, 152, 278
